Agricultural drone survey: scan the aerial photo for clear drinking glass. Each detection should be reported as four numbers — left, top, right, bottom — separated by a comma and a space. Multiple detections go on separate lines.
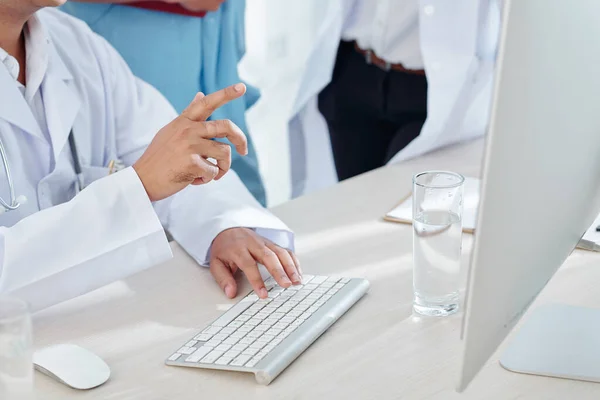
0, 297, 33, 399
412, 171, 464, 317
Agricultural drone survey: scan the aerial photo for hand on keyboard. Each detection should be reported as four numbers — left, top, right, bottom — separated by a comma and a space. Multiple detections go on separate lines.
209, 228, 302, 299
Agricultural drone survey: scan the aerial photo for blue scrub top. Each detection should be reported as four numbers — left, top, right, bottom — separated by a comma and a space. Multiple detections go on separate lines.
62, 0, 266, 205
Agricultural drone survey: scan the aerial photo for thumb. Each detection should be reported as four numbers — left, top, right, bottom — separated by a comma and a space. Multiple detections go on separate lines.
210, 258, 238, 299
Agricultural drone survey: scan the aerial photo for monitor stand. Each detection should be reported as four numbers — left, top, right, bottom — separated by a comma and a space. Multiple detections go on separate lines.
500, 303, 600, 383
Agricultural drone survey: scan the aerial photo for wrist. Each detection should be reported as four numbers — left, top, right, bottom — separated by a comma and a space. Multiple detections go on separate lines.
132, 162, 158, 202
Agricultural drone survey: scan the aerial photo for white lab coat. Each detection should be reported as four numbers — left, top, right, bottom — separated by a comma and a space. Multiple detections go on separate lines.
0, 9, 293, 312
288, 0, 501, 196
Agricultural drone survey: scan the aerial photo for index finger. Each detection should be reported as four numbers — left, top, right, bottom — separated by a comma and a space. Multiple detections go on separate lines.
183, 83, 246, 121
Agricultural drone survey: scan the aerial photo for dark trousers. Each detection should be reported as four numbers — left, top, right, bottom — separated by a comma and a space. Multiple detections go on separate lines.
318, 41, 428, 181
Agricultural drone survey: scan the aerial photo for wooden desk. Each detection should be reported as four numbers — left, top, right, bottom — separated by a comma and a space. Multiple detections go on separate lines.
33, 140, 600, 399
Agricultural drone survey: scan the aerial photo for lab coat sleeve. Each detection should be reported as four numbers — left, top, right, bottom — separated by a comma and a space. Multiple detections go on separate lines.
0, 167, 173, 312
96, 33, 294, 267
153, 173, 295, 266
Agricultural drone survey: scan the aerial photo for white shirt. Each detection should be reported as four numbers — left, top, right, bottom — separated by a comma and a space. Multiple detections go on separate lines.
341, 0, 424, 68
0, 10, 293, 311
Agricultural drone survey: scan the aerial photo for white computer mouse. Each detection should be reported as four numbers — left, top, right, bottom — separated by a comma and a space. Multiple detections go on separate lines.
33, 344, 110, 390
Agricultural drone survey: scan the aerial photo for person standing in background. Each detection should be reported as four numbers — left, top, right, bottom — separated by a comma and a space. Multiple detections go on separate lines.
62, 0, 268, 205
289, 0, 501, 192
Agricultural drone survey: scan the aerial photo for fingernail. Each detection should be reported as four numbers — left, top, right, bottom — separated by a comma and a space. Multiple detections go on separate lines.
291, 273, 301, 285
224, 284, 235, 298
259, 287, 268, 298
234, 83, 244, 92
281, 277, 292, 287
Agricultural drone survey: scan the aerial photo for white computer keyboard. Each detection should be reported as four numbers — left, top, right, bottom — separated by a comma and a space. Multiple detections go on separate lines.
166, 274, 369, 384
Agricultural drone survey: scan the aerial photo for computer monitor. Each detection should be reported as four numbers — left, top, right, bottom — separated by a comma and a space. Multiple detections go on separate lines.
458, 0, 600, 391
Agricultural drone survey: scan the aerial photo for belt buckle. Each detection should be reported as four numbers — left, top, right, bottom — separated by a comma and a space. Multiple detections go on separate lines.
364, 49, 391, 72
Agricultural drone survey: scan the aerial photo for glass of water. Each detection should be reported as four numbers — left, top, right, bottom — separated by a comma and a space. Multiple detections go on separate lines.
0, 296, 33, 399
412, 171, 464, 317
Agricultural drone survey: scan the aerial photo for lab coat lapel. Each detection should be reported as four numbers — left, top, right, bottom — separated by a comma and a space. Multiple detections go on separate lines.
0, 67, 45, 140
43, 40, 81, 164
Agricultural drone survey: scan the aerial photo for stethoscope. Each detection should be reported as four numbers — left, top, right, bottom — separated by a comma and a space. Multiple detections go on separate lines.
0, 129, 84, 214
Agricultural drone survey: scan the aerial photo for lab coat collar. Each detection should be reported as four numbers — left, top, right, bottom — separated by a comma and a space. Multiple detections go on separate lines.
41, 16, 81, 162
0, 13, 79, 160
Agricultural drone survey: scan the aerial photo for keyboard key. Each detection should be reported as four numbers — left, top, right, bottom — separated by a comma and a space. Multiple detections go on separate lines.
231, 355, 252, 367
212, 299, 254, 327
242, 348, 259, 356
327, 277, 340, 283
237, 325, 253, 332
216, 344, 232, 352
288, 310, 302, 317
334, 283, 345, 290
304, 284, 319, 290
314, 287, 328, 294
239, 337, 255, 346
340, 277, 351, 283
246, 331, 262, 339
178, 346, 196, 355
248, 341, 265, 350
322, 294, 333, 301
254, 324, 269, 332
300, 312, 312, 320
260, 334, 276, 343
228, 321, 244, 328
213, 333, 228, 341
220, 327, 236, 335
246, 318, 261, 326
222, 337, 239, 346
255, 351, 268, 360
194, 333, 213, 342
215, 357, 233, 366
235, 315, 251, 322
185, 347, 213, 363
168, 353, 181, 361
311, 276, 327, 284
185, 340, 198, 348
266, 328, 282, 336
320, 281, 335, 288
245, 294, 259, 301
200, 350, 225, 364
245, 358, 261, 368
230, 332, 246, 340
224, 350, 241, 358
271, 338, 283, 346
327, 289, 338, 296
291, 320, 303, 328
274, 322, 289, 330
315, 300, 326, 307
308, 306, 319, 313
280, 316, 295, 324
302, 275, 315, 284
232, 343, 248, 352
204, 339, 221, 347
263, 343, 277, 352
202, 326, 221, 335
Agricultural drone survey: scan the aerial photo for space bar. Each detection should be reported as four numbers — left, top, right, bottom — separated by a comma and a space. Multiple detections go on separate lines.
211, 299, 255, 327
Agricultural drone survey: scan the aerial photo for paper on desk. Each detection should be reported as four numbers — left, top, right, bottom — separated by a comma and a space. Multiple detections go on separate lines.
385, 177, 481, 232
386, 177, 600, 244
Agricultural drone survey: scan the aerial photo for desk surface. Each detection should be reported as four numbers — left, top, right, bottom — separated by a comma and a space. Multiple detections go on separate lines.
33, 140, 600, 399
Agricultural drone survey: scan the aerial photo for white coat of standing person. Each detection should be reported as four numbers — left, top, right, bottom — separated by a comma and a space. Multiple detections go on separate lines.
288, 0, 502, 195
0, 0, 302, 311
